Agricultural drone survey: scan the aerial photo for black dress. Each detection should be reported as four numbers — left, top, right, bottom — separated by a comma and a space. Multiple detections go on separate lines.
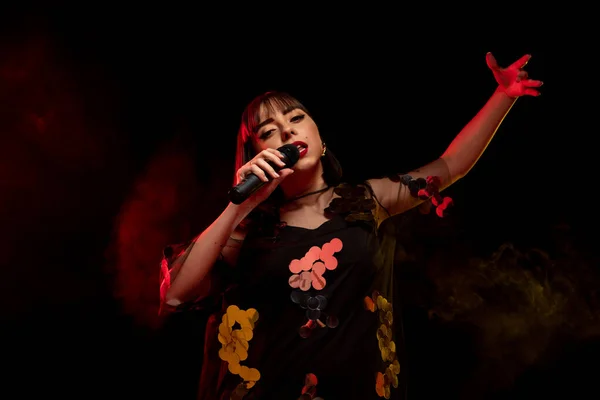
161, 183, 408, 400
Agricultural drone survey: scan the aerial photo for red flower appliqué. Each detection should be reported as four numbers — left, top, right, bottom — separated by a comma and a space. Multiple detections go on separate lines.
416, 176, 453, 218
288, 238, 343, 291
389, 174, 454, 218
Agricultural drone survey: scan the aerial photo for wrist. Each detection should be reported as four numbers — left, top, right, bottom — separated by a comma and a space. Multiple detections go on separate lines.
226, 201, 254, 225
494, 85, 518, 100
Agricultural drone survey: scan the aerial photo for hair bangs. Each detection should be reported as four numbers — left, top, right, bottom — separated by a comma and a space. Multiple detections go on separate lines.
240, 91, 309, 142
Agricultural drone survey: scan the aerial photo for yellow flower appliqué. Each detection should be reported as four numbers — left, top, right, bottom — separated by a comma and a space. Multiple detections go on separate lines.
364, 291, 401, 399
218, 305, 261, 394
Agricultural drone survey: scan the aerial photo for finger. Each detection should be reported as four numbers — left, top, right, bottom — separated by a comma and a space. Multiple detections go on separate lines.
516, 70, 529, 82
522, 79, 543, 88
486, 52, 499, 70
277, 168, 294, 179
263, 168, 294, 190
236, 164, 254, 184
265, 148, 286, 158
264, 147, 287, 161
522, 88, 541, 97
262, 149, 287, 167
255, 158, 281, 179
511, 54, 531, 69
265, 168, 294, 192
235, 173, 245, 185
250, 164, 270, 182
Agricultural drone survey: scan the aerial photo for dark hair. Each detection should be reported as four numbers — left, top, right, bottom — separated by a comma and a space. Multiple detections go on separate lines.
232, 91, 343, 233
233, 90, 343, 198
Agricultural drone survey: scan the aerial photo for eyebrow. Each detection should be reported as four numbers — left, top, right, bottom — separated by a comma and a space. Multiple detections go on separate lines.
254, 106, 299, 132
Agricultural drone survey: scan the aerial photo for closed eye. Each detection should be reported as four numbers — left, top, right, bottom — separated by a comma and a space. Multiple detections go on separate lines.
259, 130, 274, 140
258, 114, 305, 140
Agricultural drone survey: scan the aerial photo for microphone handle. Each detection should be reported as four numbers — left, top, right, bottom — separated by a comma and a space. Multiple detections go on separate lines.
228, 160, 280, 205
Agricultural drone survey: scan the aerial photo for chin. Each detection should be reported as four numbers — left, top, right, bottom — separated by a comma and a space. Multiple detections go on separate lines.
294, 156, 321, 172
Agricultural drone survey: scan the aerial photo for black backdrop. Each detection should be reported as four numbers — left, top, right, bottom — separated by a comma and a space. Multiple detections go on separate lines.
1, 4, 596, 399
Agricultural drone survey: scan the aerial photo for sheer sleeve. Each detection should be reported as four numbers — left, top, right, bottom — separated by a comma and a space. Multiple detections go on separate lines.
361, 181, 393, 229
159, 239, 232, 317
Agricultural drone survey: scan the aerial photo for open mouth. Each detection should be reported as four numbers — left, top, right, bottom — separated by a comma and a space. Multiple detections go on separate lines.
292, 141, 308, 158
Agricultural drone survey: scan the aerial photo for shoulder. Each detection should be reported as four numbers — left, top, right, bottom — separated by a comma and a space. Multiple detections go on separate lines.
327, 181, 392, 227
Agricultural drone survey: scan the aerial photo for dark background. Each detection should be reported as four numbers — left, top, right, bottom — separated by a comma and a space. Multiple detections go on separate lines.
1, 4, 597, 399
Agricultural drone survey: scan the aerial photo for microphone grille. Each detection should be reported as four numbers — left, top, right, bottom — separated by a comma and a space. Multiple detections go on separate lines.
278, 144, 300, 167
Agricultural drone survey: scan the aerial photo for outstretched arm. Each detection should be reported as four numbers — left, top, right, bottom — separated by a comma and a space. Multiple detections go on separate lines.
441, 53, 542, 185
370, 53, 543, 216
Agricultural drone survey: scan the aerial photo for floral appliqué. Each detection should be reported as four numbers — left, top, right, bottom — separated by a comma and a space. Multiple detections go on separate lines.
364, 291, 401, 399
218, 305, 261, 399
289, 238, 343, 338
389, 174, 453, 218
288, 238, 343, 291
297, 373, 324, 400
324, 184, 376, 224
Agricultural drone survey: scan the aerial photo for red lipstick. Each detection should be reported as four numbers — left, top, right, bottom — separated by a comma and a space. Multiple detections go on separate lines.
292, 141, 308, 158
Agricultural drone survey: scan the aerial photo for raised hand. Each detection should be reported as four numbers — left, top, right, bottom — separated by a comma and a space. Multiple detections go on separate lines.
234, 148, 294, 207
486, 52, 543, 98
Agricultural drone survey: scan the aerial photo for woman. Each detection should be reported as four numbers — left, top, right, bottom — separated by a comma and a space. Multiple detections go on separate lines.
159, 52, 543, 399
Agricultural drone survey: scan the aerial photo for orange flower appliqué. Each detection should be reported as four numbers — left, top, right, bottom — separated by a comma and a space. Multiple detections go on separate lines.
288, 238, 343, 291
218, 305, 261, 393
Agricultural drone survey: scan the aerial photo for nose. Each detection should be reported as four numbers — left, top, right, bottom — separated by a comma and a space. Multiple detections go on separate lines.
281, 126, 296, 142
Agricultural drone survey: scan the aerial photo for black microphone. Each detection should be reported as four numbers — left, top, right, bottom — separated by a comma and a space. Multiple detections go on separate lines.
228, 144, 300, 205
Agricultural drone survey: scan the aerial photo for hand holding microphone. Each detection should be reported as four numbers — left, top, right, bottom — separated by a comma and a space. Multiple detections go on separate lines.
229, 144, 300, 205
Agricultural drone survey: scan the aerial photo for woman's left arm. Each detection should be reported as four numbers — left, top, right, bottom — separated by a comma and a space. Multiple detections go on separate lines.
370, 52, 543, 216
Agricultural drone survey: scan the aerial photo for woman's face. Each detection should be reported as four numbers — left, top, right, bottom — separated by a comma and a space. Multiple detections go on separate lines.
252, 104, 323, 172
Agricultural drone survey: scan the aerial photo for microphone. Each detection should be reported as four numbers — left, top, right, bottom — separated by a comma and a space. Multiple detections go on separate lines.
228, 143, 300, 205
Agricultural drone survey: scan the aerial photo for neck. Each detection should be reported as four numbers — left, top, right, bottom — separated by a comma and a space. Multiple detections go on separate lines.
280, 173, 328, 200
283, 185, 331, 204
279, 170, 331, 206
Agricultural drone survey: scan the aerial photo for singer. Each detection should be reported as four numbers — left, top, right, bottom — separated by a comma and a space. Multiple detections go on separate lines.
159, 53, 542, 399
